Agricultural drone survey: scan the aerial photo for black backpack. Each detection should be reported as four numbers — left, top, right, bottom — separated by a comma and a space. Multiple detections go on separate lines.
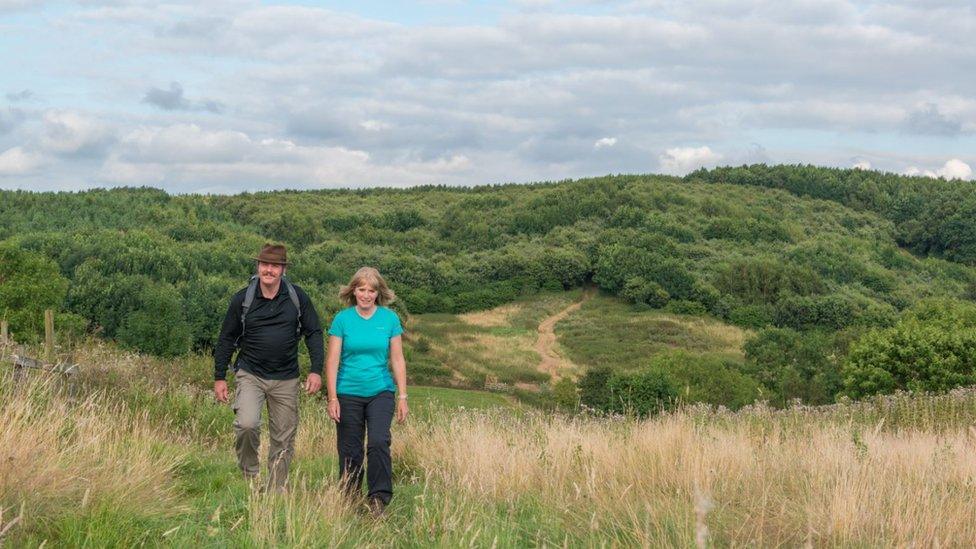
234, 275, 302, 349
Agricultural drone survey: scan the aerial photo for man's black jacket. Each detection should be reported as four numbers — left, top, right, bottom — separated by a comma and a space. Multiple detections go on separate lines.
213, 281, 324, 381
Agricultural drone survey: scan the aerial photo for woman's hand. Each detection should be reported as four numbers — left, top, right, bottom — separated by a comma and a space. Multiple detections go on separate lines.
396, 398, 409, 424
328, 399, 340, 423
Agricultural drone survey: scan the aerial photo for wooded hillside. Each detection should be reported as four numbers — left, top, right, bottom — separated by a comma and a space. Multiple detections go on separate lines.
3, 166, 976, 404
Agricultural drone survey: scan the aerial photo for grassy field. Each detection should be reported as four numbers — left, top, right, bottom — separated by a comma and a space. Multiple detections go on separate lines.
3, 341, 976, 546
555, 293, 751, 370
407, 385, 512, 412
405, 290, 582, 388
554, 293, 763, 408
374, 289, 757, 408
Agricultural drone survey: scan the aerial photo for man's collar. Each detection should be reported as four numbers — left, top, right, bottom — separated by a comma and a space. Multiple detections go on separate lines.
258, 279, 286, 299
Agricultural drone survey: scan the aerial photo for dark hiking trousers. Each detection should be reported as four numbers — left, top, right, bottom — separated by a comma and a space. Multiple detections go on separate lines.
336, 391, 395, 504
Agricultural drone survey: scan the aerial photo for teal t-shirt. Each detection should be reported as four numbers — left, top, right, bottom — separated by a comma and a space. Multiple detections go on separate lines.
329, 306, 403, 397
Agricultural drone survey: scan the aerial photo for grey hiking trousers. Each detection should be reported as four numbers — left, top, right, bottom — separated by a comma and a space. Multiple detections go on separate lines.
232, 368, 300, 489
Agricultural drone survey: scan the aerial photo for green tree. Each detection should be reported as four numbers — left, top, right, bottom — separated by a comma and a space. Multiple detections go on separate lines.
622, 277, 669, 307
117, 284, 191, 357
0, 245, 71, 342
744, 328, 841, 405
841, 300, 976, 398
606, 369, 677, 416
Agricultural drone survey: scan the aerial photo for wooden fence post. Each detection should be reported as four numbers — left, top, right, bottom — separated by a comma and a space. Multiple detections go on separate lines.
45, 309, 55, 364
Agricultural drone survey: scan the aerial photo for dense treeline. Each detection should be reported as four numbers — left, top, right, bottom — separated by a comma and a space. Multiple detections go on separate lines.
688, 164, 976, 264
3, 167, 976, 404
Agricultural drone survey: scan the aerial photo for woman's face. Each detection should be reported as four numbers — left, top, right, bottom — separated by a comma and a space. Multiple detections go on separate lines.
354, 283, 378, 309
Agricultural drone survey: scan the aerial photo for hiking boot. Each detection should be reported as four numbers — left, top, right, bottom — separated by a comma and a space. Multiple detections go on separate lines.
367, 497, 387, 518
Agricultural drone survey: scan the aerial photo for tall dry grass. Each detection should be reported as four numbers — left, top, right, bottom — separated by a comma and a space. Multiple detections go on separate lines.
244, 478, 365, 547
0, 371, 186, 532
397, 403, 976, 546
7, 338, 976, 546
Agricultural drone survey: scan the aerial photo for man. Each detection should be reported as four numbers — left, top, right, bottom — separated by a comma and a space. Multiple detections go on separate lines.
213, 243, 324, 491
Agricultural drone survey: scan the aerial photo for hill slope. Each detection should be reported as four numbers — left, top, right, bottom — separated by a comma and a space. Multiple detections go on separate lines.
3, 167, 976, 405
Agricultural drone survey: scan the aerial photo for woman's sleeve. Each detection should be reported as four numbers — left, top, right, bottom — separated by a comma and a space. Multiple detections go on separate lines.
390, 311, 404, 337
327, 312, 344, 338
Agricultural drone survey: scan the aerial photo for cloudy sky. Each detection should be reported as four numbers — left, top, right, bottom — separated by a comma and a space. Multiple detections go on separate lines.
1, 0, 974, 193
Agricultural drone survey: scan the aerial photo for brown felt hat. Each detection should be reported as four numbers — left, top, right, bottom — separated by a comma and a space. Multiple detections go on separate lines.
253, 243, 290, 265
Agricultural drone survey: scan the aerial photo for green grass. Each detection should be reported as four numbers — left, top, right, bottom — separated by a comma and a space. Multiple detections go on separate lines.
409, 385, 512, 411
505, 290, 583, 330
405, 290, 580, 387
555, 292, 750, 372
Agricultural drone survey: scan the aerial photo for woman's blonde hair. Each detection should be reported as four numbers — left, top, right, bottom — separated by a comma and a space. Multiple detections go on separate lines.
339, 266, 396, 307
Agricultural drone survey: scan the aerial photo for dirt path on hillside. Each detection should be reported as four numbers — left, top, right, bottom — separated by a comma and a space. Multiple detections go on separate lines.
535, 288, 594, 379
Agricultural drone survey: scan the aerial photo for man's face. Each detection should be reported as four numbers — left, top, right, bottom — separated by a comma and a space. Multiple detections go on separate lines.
257, 261, 285, 286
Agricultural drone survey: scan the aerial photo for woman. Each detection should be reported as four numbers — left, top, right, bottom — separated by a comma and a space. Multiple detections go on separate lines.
326, 266, 408, 517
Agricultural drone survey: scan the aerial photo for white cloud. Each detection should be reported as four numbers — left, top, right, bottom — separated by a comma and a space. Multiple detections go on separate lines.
0, 146, 43, 176
118, 124, 253, 164
904, 159, 973, 180
939, 159, 973, 180
658, 146, 722, 175
853, 159, 871, 170
5, 1, 976, 191
359, 120, 391, 132
98, 124, 474, 190
40, 111, 112, 155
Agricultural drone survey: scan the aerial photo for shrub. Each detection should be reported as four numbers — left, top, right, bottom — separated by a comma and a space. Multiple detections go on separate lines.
52, 311, 89, 343
650, 352, 760, 409
773, 293, 894, 330
593, 240, 691, 298
729, 304, 774, 329
703, 217, 791, 243
744, 328, 842, 406
714, 258, 825, 304
621, 277, 669, 307
578, 367, 613, 412
116, 285, 191, 357
606, 369, 677, 416
450, 282, 520, 313
404, 358, 453, 385
690, 282, 722, 313
0, 245, 70, 343
552, 377, 579, 411
179, 275, 239, 350
841, 300, 976, 398
607, 205, 646, 228
787, 240, 864, 285
579, 366, 679, 416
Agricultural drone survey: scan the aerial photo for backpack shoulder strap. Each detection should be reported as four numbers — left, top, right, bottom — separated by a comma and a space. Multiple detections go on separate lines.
282, 277, 303, 336
236, 276, 259, 348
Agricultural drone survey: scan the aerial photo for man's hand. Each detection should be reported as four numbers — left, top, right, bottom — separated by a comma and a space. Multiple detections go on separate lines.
214, 380, 229, 403
305, 373, 322, 395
